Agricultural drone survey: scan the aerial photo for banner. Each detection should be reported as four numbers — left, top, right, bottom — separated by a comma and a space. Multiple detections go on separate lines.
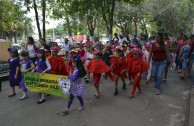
24, 72, 70, 99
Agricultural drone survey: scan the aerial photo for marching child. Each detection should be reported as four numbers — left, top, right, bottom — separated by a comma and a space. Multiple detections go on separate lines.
110, 48, 127, 95
63, 55, 87, 114
8, 48, 20, 97
49, 46, 69, 76
127, 48, 149, 98
32, 49, 51, 104
87, 50, 115, 98
20, 50, 35, 100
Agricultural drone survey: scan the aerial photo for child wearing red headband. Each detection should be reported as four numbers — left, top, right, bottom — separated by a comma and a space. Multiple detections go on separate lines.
87, 50, 114, 98
127, 48, 149, 98
110, 48, 127, 95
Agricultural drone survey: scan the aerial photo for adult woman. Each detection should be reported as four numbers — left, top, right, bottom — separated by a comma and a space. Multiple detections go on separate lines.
26, 37, 38, 64
148, 33, 172, 95
39, 38, 51, 53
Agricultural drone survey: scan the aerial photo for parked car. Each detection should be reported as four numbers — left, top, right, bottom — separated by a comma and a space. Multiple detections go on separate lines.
11, 44, 22, 53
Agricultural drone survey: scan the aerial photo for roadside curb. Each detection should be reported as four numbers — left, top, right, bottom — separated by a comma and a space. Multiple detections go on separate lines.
189, 88, 194, 126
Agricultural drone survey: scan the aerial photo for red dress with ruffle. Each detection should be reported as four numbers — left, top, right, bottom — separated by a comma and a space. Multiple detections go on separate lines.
49, 56, 69, 76
127, 58, 149, 75
110, 56, 127, 78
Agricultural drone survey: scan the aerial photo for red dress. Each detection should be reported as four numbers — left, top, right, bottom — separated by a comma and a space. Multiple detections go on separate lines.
49, 56, 69, 76
110, 56, 127, 78
87, 59, 115, 82
127, 58, 149, 75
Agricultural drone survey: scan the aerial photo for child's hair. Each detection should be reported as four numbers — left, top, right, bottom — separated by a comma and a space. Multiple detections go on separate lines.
117, 49, 124, 57
38, 49, 46, 62
96, 53, 102, 58
21, 50, 29, 57
74, 55, 87, 78
8, 48, 19, 58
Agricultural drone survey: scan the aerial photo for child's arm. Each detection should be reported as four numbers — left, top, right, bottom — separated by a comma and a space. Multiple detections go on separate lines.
42, 59, 52, 73
69, 70, 79, 82
28, 62, 35, 72
15, 67, 20, 79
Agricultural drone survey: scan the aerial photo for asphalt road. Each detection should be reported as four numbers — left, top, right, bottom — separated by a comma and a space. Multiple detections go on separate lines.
0, 71, 192, 126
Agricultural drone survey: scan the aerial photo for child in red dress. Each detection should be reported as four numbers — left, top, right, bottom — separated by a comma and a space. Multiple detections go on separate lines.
110, 49, 127, 95
127, 48, 149, 98
87, 50, 114, 98
49, 46, 69, 76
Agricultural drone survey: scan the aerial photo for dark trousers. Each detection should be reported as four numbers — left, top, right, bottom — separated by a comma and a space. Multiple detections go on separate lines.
67, 94, 84, 108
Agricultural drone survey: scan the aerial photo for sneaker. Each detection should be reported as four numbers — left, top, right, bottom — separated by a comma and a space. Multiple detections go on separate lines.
155, 89, 160, 95
113, 88, 118, 96
37, 99, 46, 104
122, 84, 126, 90
62, 108, 69, 114
20, 95, 28, 100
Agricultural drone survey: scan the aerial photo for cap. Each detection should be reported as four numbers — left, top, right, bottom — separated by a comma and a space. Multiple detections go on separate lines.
8, 48, 18, 54
70, 49, 78, 53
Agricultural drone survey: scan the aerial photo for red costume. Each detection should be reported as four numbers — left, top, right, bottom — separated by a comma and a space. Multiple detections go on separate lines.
110, 56, 127, 78
87, 59, 114, 87
127, 48, 149, 97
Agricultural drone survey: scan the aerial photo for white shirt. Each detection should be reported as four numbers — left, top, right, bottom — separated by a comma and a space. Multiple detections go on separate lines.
61, 43, 69, 51
85, 52, 94, 65
27, 45, 36, 58
119, 38, 127, 46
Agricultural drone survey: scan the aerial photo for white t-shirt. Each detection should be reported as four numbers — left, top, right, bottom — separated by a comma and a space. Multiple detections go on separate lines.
85, 52, 94, 65
27, 45, 36, 58
119, 38, 127, 46
62, 43, 69, 51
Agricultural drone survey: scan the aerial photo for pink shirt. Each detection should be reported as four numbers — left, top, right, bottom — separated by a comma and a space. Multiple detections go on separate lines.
86, 41, 91, 47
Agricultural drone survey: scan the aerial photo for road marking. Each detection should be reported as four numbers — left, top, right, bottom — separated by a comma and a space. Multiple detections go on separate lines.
167, 104, 182, 109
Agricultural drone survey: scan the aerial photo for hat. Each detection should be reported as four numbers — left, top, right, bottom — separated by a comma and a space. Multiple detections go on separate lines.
38, 49, 45, 54
20, 50, 29, 57
131, 48, 141, 54
51, 46, 60, 52
92, 50, 100, 55
8, 48, 18, 54
122, 44, 127, 47
70, 49, 78, 53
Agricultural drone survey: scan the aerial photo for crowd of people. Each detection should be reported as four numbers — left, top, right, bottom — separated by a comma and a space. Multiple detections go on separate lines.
6, 32, 194, 114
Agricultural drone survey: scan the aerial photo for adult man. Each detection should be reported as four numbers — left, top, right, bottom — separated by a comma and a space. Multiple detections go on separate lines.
61, 38, 70, 60
119, 34, 127, 47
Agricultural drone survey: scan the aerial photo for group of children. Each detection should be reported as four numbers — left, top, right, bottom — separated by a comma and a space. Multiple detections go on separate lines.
7, 38, 154, 114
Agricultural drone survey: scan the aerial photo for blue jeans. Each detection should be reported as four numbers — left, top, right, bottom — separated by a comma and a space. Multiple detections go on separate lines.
152, 60, 167, 89
190, 60, 194, 84
67, 94, 84, 108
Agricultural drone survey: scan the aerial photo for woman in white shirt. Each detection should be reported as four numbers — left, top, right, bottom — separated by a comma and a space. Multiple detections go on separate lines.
26, 37, 38, 64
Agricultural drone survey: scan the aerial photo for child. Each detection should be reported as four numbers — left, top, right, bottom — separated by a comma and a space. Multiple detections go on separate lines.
78, 43, 86, 63
63, 55, 87, 114
8, 48, 20, 97
32, 49, 51, 104
84, 47, 94, 83
87, 50, 114, 98
102, 45, 113, 79
127, 48, 149, 98
143, 42, 152, 84
68, 49, 78, 74
20, 50, 35, 100
49, 46, 69, 76
110, 49, 127, 95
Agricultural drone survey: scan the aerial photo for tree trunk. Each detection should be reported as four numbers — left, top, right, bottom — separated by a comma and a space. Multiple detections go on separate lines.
108, 0, 115, 40
134, 12, 138, 36
33, 0, 42, 39
42, 0, 46, 39
66, 15, 72, 37
13, 31, 17, 44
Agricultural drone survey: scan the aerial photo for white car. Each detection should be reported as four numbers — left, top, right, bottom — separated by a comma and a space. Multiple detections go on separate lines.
12, 44, 22, 53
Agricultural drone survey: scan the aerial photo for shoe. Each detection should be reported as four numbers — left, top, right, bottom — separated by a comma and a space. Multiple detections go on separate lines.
37, 99, 46, 104
113, 88, 118, 96
94, 94, 100, 98
155, 89, 160, 95
84, 80, 89, 84
122, 84, 126, 90
130, 94, 135, 98
20, 95, 28, 100
78, 106, 85, 111
8, 93, 16, 97
62, 108, 69, 114
178, 69, 182, 73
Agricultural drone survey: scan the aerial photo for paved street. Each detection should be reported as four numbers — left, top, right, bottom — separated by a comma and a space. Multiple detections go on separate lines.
0, 71, 192, 126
